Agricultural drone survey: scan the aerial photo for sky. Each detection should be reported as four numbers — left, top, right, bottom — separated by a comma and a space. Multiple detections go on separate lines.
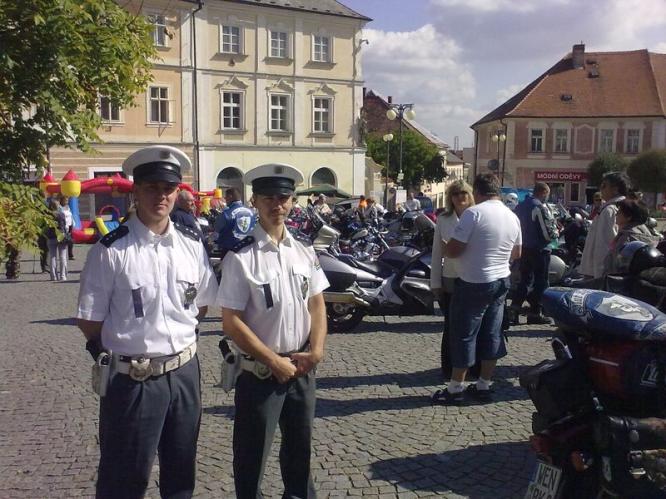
341, 0, 666, 149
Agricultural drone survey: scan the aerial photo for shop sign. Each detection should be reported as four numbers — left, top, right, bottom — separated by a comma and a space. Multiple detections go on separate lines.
535, 171, 587, 182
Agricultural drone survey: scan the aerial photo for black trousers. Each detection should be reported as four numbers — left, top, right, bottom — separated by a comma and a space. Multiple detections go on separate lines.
233, 370, 316, 499
96, 357, 201, 499
512, 248, 551, 313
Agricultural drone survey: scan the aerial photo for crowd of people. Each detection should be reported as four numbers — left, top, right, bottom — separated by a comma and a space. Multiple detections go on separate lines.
64, 144, 660, 498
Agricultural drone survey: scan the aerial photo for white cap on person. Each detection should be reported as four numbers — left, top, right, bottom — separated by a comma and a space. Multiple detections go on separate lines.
244, 163, 304, 196
122, 145, 191, 184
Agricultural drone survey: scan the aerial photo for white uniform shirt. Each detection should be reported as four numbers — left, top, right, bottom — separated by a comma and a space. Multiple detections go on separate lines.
77, 215, 218, 356
452, 199, 522, 283
216, 223, 329, 353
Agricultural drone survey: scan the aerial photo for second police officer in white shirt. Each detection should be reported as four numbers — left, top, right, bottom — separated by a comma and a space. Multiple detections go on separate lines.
76, 145, 218, 498
216, 163, 329, 498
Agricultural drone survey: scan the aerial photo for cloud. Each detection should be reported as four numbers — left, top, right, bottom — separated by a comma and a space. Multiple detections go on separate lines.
361, 25, 479, 145
430, 0, 568, 13
495, 83, 527, 105
654, 42, 666, 53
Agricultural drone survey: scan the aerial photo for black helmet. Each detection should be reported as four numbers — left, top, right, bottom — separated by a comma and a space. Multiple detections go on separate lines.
618, 241, 665, 274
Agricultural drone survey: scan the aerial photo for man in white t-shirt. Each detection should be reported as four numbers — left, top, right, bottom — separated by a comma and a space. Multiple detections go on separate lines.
431, 174, 522, 405
403, 191, 421, 212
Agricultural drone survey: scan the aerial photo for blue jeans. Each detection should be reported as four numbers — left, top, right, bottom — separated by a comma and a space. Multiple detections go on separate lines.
449, 277, 510, 369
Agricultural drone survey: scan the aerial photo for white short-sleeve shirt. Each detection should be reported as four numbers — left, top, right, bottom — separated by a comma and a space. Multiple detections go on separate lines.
77, 215, 218, 356
452, 199, 522, 283
216, 223, 329, 353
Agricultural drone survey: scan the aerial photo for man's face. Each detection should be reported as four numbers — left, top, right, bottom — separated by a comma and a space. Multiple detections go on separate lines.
600, 180, 616, 201
134, 181, 179, 224
179, 192, 196, 213
253, 193, 293, 227
538, 189, 550, 202
59, 196, 69, 206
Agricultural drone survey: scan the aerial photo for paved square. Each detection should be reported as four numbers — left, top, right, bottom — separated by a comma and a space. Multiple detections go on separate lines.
0, 247, 555, 498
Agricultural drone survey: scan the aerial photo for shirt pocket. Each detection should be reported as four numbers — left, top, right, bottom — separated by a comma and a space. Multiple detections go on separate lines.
116, 273, 156, 319
175, 267, 200, 309
249, 271, 281, 309
291, 264, 312, 302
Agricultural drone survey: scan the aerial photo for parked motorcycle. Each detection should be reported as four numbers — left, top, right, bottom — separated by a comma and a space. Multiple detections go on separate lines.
520, 286, 666, 498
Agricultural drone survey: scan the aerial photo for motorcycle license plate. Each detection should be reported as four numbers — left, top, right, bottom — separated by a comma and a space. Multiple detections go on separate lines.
524, 461, 562, 499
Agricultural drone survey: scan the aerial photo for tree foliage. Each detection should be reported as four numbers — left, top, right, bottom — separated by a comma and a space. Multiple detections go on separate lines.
627, 149, 666, 207
0, 183, 54, 261
0, 0, 157, 181
586, 152, 629, 188
365, 130, 442, 189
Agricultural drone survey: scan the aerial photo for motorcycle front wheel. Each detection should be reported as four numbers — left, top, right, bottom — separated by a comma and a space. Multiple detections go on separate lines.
326, 303, 366, 333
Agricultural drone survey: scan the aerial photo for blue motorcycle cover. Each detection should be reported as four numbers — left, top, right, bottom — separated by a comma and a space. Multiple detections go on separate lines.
542, 287, 666, 342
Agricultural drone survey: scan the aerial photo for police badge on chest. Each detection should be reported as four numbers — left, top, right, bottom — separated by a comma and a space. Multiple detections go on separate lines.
183, 283, 197, 309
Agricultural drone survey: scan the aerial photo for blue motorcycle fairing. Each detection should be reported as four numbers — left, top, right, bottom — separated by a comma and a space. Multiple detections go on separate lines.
543, 287, 666, 342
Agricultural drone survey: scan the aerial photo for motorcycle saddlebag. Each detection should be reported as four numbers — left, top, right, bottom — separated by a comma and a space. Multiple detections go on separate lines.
519, 358, 593, 424
595, 415, 666, 498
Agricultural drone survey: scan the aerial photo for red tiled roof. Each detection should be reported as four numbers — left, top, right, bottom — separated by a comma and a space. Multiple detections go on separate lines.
473, 49, 666, 127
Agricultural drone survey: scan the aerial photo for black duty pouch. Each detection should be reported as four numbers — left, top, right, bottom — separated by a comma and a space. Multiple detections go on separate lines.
519, 358, 594, 424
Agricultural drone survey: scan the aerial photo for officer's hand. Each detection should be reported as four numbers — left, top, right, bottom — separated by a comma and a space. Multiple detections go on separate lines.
291, 351, 322, 377
270, 355, 297, 383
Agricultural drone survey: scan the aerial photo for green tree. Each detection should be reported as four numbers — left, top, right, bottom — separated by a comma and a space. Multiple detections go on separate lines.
586, 152, 629, 188
0, 0, 157, 180
0, 183, 54, 278
366, 130, 441, 190
627, 149, 666, 209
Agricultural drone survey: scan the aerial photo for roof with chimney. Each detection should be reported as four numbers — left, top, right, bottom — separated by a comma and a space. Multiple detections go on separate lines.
364, 89, 450, 149
218, 0, 371, 21
472, 46, 666, 128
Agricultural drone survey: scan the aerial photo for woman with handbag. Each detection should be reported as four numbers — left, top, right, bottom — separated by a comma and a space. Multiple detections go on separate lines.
430, 180, 474, 378
45, 199, 69, 281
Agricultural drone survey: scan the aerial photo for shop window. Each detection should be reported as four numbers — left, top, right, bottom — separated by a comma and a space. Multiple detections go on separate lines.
570, 182, 580, 203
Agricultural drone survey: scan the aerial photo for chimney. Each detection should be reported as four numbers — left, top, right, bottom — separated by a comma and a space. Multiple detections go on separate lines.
572, 43, 585, 69
388, 95, 393, 104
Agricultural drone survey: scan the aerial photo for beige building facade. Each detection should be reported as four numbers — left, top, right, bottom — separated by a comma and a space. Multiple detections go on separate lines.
48, 0, 370, 218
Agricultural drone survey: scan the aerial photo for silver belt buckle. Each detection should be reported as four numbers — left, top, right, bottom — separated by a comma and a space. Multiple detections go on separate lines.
253, 361, 272, 380
129, 357, 153, 381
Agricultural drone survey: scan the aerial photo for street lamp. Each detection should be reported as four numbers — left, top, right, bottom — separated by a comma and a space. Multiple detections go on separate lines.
386, 103, 416, 186
382, 133, 394, 206
491, 129, 507, 185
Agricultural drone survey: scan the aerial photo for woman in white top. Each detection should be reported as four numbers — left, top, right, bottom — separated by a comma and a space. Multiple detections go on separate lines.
431, 180, 474, 378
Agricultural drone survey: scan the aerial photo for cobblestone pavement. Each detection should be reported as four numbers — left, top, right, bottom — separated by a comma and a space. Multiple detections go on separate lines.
0, 246, 557, 498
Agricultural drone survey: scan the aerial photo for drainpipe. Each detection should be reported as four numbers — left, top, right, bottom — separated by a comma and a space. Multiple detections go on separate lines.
191, 0, 203, 189
500, 118, 508, 186
473, 128, 479, 181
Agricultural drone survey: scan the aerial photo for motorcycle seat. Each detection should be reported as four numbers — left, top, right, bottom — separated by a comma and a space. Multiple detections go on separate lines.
543, 287, 666, 342
353, 259, 393, 278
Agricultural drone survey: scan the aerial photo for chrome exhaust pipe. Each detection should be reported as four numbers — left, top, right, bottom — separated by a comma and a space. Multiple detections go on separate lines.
323, 291, 370, 307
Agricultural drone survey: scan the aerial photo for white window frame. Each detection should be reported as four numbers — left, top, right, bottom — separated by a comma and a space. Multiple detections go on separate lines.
599, 128, 615, 153
312, 96, 333, 133
220, 24, 242, 55
554, 128, 569, 153
269, 30, 289, 59
148, 13, 168, 48
269, 93, 290, 132
312, 34, 331, 63
147, 85, 172, 125
221, 90, 244, 131
99, 96, 122, 123
625, 128, 641, 154
530, 128, 544, 153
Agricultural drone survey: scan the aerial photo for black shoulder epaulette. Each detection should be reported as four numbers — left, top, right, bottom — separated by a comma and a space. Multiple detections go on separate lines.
100, 225, 129, 248
231, 236, 255, 253
174, 223, 201, 242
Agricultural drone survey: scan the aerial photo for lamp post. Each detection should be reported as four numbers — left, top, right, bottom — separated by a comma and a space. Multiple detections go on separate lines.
382, 133, 394, 206
491, 129, 507, 185
386, 103, 416, 187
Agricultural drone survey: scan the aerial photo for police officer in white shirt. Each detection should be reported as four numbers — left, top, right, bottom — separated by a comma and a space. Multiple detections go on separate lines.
76, 145, 218, 499
217, 163, 329, 498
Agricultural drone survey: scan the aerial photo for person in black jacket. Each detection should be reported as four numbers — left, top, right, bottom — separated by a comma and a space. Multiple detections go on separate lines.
512, 183, 559, 324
